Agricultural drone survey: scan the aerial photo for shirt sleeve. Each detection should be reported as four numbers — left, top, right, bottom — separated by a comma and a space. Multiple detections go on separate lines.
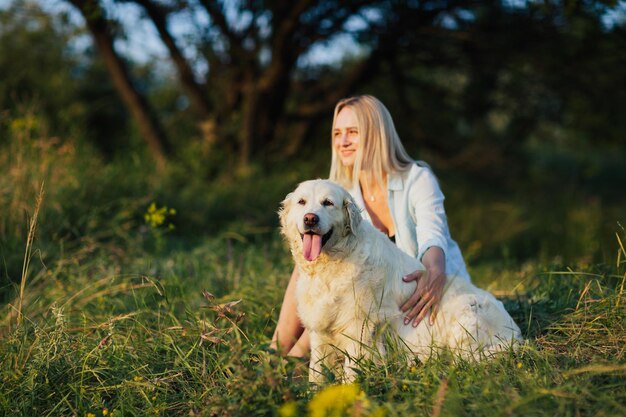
408, 168, 449, 262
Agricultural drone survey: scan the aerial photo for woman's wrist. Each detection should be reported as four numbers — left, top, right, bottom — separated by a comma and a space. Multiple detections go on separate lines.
421, 246, 445, 274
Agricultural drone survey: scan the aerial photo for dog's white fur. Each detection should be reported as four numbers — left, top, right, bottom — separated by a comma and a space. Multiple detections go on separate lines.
279, 179, 522, 383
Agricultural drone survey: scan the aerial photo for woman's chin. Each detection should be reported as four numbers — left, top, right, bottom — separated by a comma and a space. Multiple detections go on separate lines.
339, 157, 356, 167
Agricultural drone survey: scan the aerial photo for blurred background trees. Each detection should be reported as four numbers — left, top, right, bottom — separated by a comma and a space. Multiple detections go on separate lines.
2, 0, 625, 176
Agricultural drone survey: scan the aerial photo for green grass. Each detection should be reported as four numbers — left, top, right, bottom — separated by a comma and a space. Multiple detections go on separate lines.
1, 115, 625, 416
1, 232, 624, 416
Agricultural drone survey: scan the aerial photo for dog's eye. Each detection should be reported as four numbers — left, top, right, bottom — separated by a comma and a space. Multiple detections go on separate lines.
322, 199, 334, 207
298, 198, 306, 205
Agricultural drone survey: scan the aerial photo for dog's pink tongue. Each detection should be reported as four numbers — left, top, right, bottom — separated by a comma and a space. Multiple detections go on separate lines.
302, 233, 322, 261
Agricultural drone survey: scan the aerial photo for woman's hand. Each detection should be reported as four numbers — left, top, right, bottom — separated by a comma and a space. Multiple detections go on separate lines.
399, 246, 446, 327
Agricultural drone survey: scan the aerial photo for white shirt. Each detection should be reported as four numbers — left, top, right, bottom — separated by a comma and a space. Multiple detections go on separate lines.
349, 163, 471, 282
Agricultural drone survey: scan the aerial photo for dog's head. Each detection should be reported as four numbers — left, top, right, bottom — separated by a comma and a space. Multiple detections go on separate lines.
279, 180, 362, 262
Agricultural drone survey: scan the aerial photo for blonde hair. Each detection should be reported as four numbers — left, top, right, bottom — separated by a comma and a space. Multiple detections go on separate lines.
329, 95, 414, 190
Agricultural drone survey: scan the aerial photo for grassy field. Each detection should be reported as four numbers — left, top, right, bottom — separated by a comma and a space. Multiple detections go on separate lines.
1, 120, 625, 416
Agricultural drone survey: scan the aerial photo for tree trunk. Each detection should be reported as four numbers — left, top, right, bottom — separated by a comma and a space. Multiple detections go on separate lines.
68, 0, 170, 169
239, 69, 290, 171
239, 81, 258, 173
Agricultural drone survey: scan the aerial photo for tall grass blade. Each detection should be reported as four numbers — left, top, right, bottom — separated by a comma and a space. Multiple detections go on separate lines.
16, 181, 44, 327
616, 231, 626, 269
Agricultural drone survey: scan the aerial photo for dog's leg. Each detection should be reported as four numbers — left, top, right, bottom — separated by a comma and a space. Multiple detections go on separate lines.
342, 340, 359, 383
308, 332, 331, 384
341, 330, 373, 383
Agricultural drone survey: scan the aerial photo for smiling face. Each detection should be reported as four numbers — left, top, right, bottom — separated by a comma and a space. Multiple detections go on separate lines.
333, 106, 360, 168
279, 180, 362, 262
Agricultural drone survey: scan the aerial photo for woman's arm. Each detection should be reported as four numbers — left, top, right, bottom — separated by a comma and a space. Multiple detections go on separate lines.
270, 267, 306, 354
400, 246, 446, 326
401, 167, 450, 326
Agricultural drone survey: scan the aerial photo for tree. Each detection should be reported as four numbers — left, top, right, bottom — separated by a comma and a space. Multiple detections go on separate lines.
68, 0, 171, 168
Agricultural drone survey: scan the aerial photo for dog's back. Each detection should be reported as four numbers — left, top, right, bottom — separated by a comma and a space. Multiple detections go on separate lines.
353, 219, 522, 360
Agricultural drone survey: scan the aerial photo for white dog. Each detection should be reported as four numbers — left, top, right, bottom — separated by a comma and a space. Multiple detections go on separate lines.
279, 179, 522, 383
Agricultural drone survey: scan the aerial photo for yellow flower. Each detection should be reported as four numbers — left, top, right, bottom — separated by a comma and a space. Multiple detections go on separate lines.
409, 366, 417, 373
308, 384, 377, 417
133, 375, 144, 382
516, 362, 523, 369
103, 409, 109, 416
144, 203, 176, 229
86, 413, 96, 417
279, 401, 297, 417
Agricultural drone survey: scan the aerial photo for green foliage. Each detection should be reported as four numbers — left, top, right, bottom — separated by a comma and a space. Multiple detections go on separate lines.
0, 1, 79, 134
0, 108, 151, 292
0, 1, 130, 155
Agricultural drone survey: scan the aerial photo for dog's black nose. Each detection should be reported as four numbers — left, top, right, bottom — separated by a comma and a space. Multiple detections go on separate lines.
303, 213, 319, 227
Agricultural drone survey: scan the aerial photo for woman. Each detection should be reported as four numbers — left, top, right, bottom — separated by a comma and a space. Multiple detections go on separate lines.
271, 95, 471, 357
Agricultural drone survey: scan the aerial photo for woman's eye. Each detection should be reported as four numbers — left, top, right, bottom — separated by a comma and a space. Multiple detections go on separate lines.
322, 199, 334, 207
298, 199, 306, 205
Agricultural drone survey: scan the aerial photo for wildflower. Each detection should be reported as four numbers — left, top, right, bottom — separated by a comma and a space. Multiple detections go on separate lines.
279, 401, 297, 417
409, 366, 417, 373
133, 375, 144, 382
102, 409, 109, 416
86, 413, 96, 417
144, 203, 176, 229
144, 202, 176, 252
145, 203, 167, 228
516, 362, 523, 369
308, 384, 379, 417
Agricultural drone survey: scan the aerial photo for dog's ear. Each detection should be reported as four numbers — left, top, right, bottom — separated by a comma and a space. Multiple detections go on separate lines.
342, 195, 362, 236
278, 192, 293, 229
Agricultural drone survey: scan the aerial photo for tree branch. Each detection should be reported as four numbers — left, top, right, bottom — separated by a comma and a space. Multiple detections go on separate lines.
132, 0, 213, 118
197, 0, 244, 55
